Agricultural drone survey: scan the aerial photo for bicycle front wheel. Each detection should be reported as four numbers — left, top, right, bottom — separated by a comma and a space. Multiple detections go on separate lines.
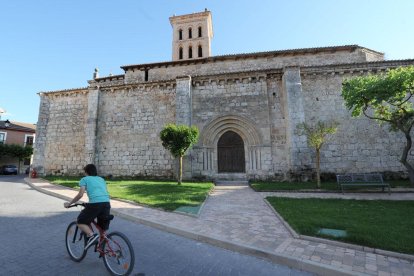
102, 231, 135, 276
65, 221, 87, 262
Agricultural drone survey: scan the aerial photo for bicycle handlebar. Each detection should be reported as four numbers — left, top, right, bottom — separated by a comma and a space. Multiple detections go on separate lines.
68, 203, 86, 208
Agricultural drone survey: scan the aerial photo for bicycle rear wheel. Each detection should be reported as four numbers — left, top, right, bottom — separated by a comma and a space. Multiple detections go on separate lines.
102, 231, 135, 276
65, 221, 87, 262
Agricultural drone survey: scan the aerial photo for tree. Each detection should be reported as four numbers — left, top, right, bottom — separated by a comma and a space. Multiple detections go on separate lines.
0, 143, 7, 156
0, 144, 33, 173
297, 121, 338, 188
342, 66, 414, 185
160, 124, 199, 185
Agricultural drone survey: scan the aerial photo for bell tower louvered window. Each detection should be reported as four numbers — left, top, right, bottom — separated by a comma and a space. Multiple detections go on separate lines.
179, 47, 183, 59
188, 46, 193, 59
198, 45, 203, 57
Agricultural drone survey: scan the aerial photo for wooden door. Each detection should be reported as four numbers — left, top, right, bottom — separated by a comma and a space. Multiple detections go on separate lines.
218, 131, 245, 173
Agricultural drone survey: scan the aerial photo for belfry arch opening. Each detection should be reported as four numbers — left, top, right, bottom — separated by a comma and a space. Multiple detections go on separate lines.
217, 131, 245, 173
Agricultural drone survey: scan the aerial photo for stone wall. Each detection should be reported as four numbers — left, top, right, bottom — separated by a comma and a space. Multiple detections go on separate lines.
35, 90, 89, 175
266, 74, 290, 175
95, 84, 176, 177
300, 72, 410, 174
191, 73, 273, 179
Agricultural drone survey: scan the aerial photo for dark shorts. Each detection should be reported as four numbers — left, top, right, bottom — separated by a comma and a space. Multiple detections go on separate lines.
77, 202, 111, 230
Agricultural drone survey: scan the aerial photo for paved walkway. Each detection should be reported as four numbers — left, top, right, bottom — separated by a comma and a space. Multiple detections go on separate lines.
25, 178, 414, 276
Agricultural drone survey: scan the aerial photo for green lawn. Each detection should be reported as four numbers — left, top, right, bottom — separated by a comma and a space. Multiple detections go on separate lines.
267, 197, 414, 254
44, 176, 214, 211
251, 181, 339, 191
251, 180, 412, 191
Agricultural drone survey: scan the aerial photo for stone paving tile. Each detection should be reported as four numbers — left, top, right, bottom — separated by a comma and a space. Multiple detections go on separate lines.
355, 258, 367, 267
342, 255, 355, 266
377, 265, 390, 273
340, 264, 354, 271
331, 260, 342, 267
353, 265, 366, 273
366, 263, 378, 271
365, 270, 379, 275
27, 178, 414, 276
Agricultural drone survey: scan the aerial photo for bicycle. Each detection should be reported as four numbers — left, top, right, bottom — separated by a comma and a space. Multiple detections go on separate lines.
65, 203, 135, 276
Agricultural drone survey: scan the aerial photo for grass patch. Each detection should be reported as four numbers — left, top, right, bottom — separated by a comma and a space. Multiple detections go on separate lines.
251, 180, 412, 191
251, 181, 338, 191
267, 197, 414, 254
43, 176, 214, 211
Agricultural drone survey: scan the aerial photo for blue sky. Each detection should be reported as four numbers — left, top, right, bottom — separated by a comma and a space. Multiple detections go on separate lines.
1, 0, 413, 123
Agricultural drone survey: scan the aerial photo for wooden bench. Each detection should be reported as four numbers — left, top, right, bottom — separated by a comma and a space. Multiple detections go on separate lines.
336, 173, 391, 194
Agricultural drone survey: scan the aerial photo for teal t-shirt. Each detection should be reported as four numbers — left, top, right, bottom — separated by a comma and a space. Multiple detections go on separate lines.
79, 176, 110, 203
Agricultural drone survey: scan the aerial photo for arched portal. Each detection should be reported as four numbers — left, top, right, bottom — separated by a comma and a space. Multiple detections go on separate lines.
217, 131, 245, 173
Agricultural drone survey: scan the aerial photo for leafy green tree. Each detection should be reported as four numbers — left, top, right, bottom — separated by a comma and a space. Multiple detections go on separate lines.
0, 144, 7, 156
342, 66, 414, 185
0, 144, 33, 173
160, 124, 199, 185
297, 121, 338, 188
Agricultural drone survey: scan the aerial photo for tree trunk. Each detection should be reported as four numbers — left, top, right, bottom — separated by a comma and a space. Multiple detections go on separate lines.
316, 148, 321, 188
178, 156, 183, 185
401, 132, 414, 187
17, 158, 22, 175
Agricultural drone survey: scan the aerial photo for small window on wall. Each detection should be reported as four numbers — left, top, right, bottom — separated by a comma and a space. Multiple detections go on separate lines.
144, 69, 149, 82
25, 135, 34, 146
188, 28, 192, 39
178, 29, 183, 40
188, 46, 193, 59
0, 132, 5, 144
198, 45, 203, 57
179, 47, 183, 60
24, 158, 30, 166
198, 26, 202, 37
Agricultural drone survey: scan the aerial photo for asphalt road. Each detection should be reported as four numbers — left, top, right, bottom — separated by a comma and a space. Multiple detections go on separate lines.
0, 175, 312, 276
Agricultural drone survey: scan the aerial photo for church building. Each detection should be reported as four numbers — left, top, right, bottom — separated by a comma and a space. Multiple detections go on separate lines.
33, 10, 414, 181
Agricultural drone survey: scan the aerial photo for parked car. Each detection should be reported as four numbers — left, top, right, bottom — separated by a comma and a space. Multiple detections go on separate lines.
1, 165, 18, 175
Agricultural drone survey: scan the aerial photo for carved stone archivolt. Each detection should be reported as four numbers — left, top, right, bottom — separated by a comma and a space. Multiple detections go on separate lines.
200, 114, 262, 147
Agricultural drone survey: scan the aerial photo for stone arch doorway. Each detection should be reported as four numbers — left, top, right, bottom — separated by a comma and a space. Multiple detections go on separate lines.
217, 131, 245, 173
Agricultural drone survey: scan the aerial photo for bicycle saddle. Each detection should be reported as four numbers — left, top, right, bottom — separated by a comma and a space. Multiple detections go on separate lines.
98, 214, 114, 221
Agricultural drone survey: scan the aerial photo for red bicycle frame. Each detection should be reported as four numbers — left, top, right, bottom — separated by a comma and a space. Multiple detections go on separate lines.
90, 219, 125, 260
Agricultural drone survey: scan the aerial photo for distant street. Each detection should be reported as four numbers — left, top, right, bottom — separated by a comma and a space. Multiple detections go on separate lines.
0, 175, 311, 276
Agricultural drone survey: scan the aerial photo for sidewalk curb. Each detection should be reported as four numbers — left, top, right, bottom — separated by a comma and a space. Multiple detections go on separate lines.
25, 178, 74, 202
263, 199, 300, 238
25, 178, 365, 276
264, 197, 414, 262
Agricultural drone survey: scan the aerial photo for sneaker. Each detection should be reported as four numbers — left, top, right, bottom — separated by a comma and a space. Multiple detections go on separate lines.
85, 233, 99, 250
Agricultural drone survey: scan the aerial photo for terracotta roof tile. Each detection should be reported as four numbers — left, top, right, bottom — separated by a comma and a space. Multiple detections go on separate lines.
0, 121, 36, 132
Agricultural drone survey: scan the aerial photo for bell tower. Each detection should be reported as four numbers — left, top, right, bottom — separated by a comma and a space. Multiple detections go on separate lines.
169, 9, 213, 61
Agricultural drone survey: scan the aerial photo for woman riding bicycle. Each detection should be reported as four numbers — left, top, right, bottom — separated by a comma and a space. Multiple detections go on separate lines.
64, 164, 111, 249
